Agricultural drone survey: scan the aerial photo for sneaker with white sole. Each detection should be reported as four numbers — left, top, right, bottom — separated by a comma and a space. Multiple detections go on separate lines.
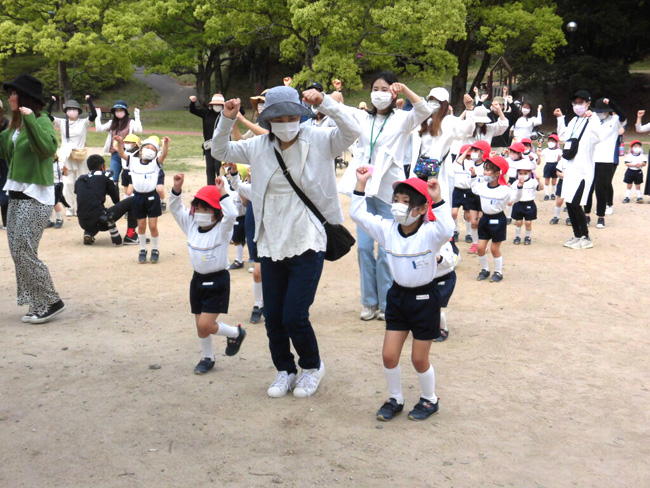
605, 206, 613, 215
563, 237, 579, 248
578, 236, 594, 249
377, 311, 385, 321
360, 305, 378, 321
293, 361, 325, 398
596, 218, 605, 229
21, 313, 36, 323
29, 300, 66, 324
267, 371, 297, 398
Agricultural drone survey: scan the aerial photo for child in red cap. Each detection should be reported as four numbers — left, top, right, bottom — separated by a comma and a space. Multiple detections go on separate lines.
623, 140, 647, 204
470, 155, 523, 282
451, 143, 474, 244
169, 174, 246, 375
541, 134, 562, 200
350, 167, 454, 422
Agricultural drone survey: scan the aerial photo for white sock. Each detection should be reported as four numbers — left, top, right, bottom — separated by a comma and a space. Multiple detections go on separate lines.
55, 211, 63, 220
253, 281, 263, 307
235, 244, 244, 262
515, 226, 522, 237
506, 206, 512, 218
550, 185, 555, 195
440, 311, 447, 331
416, 365, 437, 403
479, 254, 489, 271
199, 336, 214, 360
465, 221, 471, 235
545, 186, 550, 196
625, 189, 631, 198
553, 206, 561, 218
383, 365, 404, 404
138, 232, 147, 251
215, 322, 239, 338
470, 228, 478, 244
525, 230, 531, 238
636, 189, 642, 198
151, 236, 159, 251
494, 256, 503, 274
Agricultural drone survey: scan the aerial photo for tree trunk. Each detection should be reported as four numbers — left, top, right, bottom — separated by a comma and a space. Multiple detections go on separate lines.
305, 35, 319, 69
58, 61, 72, 107
471, 51, 491, 94
196, 59, 211, 106
450, 38, 472, 113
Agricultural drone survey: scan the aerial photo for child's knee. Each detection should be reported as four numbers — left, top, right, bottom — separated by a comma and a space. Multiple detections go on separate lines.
411, 355, 430, 373
382, 353, 399, 369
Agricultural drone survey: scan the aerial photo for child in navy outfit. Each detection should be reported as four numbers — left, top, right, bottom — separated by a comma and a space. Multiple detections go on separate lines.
350, 167, 454, 422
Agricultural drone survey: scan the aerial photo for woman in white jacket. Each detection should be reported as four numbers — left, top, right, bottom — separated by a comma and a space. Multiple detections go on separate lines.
212, 86, 360, 399
512, 102, 543, 140
96, 100, 142, 183
338, 71, 433, 322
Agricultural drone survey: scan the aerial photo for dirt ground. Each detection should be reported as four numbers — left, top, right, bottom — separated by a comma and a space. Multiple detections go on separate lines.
1, 158, 649, 488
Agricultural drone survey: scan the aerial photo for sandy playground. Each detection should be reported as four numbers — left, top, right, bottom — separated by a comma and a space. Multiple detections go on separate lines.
1, 157, 649, 487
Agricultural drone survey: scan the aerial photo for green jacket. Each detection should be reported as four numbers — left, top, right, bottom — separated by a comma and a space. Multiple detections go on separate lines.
0, 112, 58, 186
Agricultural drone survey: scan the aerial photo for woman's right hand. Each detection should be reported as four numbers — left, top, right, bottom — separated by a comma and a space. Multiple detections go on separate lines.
637, 110, 645, 118
189, 96, 197, 103
173, 173, 184, 192
223, 99, 241, 119
553, 108, 563, 117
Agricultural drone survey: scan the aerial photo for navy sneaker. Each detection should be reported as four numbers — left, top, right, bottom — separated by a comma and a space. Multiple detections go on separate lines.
433, 329, 449, 342
250, 306, 264, 324
376, 398, 404, 421
194, 357, 215, 375
543, 195, 549, 201
490, 272, 503, 283
138, 250, 147, 263
477, 269, 490, 281
549, 217, 559, 225
225, 325, 246, 356
464, 234, 472, 243
513, 236, 521, 245
54, 219, 63, 229
228, 260, 244, 270
150, 249, 160, 263
408, 398, 439, 421
46, 221, 55, 228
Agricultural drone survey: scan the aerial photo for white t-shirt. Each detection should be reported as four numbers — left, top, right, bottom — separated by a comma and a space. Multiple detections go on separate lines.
129, 155, 161, 193
470, 179, 521, 214
541, 147, 562, 166
624, 152, 647, 171
509, 178, 539, 202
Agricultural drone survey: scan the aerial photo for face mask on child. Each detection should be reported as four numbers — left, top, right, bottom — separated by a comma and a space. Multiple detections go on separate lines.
193, 212, 215, 227
141, 148, 157, 161
483, 174, 497, 183
470, 151, 480, 161
548, 142, 557, 149
632, 147, 642, 155
124, 144, 136, 153
520, 173, 531, 181
391, 203, 420, 226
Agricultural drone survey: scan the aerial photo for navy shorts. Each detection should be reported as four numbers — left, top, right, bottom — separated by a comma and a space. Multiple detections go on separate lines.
190, 269, 230, 315
132, 191, 162, 219
244, 201, 259, 263
556, 179, 563, 197
477, 212, 507, 242
543, 163, 558, 179
624, 169, 643, 185
511, 201, 538, 221
434, 271, 456, 308
385, 280, 441, 341
121, 169, 132, 187
157, 169, 165, 186
232, 215, 246, 244
452, 187, 475, 211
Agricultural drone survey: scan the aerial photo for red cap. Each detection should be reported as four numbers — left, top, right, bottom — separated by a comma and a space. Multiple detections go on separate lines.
193, 185, 222, 210
630, 140, 642, 147
470, 140, 491, 160
548, 134, 559, 142
459, 144, 471, 155
520, 137, 533, 145
486, 156, 509, 186
509, 142, 526, 154
392, 178, 435, 221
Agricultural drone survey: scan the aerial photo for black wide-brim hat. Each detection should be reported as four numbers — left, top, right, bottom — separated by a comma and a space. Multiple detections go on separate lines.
3, 74, 45, 107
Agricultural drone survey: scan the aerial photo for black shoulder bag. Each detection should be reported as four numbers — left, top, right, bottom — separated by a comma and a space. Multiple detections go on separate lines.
273, 148, 355, 261
562, 118, 589, 161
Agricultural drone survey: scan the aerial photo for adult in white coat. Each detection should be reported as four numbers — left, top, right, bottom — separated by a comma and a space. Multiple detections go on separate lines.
512, 101, 543, 141
338, 71, 433, 321
212, 86, 360, 399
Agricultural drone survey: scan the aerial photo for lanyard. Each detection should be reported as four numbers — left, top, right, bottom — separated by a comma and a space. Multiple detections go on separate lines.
368, 113, 391, 163
569, 117, 588, 139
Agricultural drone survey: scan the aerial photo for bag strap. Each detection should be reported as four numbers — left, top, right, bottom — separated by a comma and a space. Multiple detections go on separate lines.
576, 117, 589, 141
273, 148, 328, 225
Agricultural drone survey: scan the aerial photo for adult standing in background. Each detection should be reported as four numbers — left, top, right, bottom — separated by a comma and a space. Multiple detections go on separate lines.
189, 94, 225, 185
0, 99, 9, 229
0, 74, 65, 323
96, 100, 142, 183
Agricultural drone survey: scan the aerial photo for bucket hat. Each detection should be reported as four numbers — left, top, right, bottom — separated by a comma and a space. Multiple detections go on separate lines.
111, 100, 128, 115
256, 86, 312, 130
3, 74, 45, 107
63, 99, 83, 115
208, 94, 225, 106
473, 105, 492, 123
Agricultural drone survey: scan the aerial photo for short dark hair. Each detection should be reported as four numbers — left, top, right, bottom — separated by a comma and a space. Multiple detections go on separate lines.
393, 183, 427, 211
87, 154, 105, 171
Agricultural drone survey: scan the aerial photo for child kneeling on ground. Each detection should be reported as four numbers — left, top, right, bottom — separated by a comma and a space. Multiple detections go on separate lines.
169, 173, 246, 375
350, 167, 454, 421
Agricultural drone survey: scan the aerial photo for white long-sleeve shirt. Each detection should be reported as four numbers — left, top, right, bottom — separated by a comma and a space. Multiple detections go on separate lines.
434, 242, 460, 278
350, 192, 454, 288
169, 190, 237, 274
512, 112, 542, 140
471, 178, 522, 214
593, 114, 624, 163
462, 112, 509, 145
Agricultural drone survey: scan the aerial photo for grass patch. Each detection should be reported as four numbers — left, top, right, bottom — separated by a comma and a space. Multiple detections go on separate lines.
91, 79, 161, 110
137, 110, 203, 132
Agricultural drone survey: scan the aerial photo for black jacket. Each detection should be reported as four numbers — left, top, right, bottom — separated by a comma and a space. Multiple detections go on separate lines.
189, 101, 222, 141
75, 171, 119, 225
490, 104, 520, 148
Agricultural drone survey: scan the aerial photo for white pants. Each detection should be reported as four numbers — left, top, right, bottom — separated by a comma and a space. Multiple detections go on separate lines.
62, 159, 88, 214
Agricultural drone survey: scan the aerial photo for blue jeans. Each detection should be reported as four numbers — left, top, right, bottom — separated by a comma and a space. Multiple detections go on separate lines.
260, 250, 324, 373
109, 152, 122, 183
357, 196, 393, 311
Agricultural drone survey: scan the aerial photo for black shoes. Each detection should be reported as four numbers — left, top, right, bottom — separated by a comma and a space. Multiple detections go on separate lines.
194, 357, 215, 375
464, 234, 472, 243
111, 234, 123, 246
549, 217, 559, 224
477, 269, 490, 281
490, 272, 503, 283
250, 306, 263, 324
524, 236, 531, 245
30, 299, 66, 324
513, 236, 521, 245
433, 329, 449, 342
225, 325, 246, 356
138, 250, 147, 263
150, 249, 160, 263
228, 260, 244, 270
408, 398, 439, 421
377, 398, 404, 421
83, 233, 95, 245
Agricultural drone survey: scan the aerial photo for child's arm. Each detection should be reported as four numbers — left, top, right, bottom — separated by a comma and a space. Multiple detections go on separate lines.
158, 137, 170, 165
112, 135, 127, 160
215, 176, 238, 238
168, 173, 192, 234
224, 163, 253, 201
427, 178, 455, 248
456, 146, 470, 165
536, 177, 544, 191
349, 167, 389, 248
236, 112, 269, 137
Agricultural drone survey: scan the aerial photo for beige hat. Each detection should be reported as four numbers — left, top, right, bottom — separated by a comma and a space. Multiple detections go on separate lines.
493, 96, 505, 105
208, 94, 225, 106
250, 89, 269, 113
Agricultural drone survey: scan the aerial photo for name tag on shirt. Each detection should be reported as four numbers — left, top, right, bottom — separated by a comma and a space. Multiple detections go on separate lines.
148, 196, 154, 200
416, 294, 430, 300
202, 281, 214, 285
489, 219, 499, 225
411, 256, 430, 269
564, 141, 572, 150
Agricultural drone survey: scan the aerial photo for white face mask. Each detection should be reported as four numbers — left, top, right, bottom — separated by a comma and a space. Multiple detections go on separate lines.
548, 142, 557, 149
391, 202, 420, 226
520, 173, 531, 181
193, 212, 215, 227
427, 100, 440, 111
597, 112, 608, 121
573, 103, 587, 116
523, 148, 531, 155
632, 147, 642, 155
257, 102, 265, 113
521, 108, 531, 116
212, 105, 223, 113
141, 148, 157, 161
470, 151, 480, 161
371, 91, 393, 111
483, 174, 497, 183
270, 121, 300, 142
124, 144, 136, 153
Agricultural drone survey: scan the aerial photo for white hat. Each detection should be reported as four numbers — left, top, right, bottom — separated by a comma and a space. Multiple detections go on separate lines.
208, 94, 225, 106
427, 87, 449, 103
473, 105, 492, 123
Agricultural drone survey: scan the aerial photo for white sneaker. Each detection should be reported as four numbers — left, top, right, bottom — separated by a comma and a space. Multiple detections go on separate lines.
563, 237, 579, 248
267, 371, 297, 398
360, 305, 378, 321
377, 311, 385, 321
578, 236, 594, 249
293, 361, 325, 398
248, 266, 254, 273
65, 209, 74, 217
605, 205, 613, 215
21, 314, 35, 323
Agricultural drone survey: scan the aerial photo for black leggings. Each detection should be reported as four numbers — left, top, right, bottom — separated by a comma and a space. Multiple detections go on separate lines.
584, 163, 617, 216
566, 180, 588, 238
204, 149, 221, 186
1, 203, 7, 227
